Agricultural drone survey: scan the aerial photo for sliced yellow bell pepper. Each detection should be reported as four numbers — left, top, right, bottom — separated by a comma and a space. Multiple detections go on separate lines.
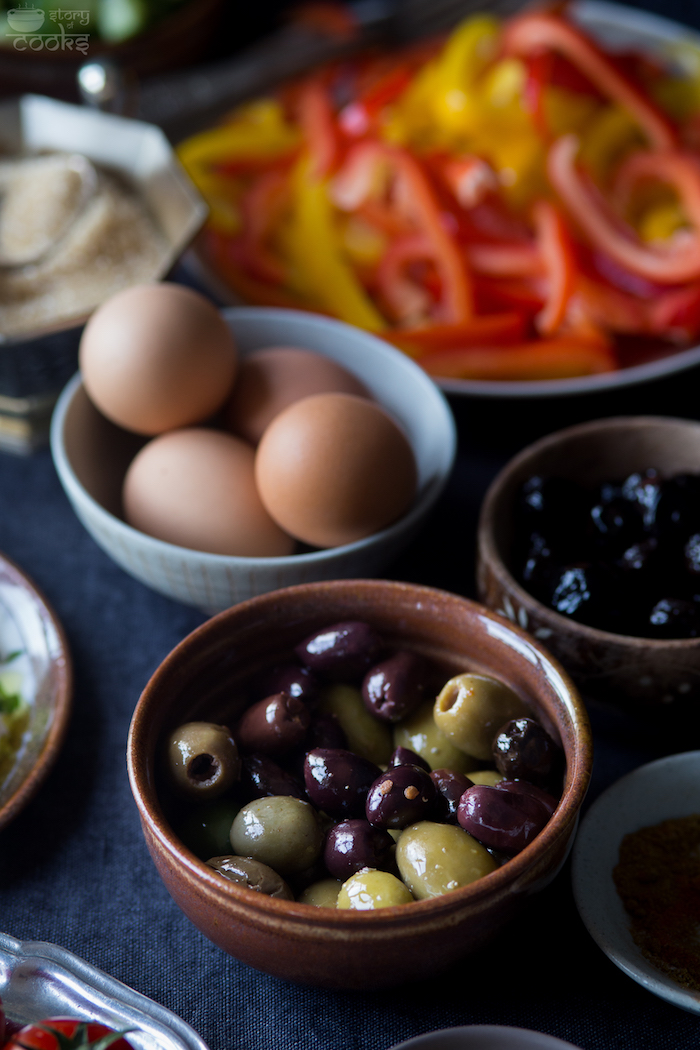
578, 105, 644, 182
281, 163, 387, 331
177, 99, 299, 170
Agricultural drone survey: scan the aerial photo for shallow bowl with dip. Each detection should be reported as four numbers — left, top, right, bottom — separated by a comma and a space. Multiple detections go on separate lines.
572, 750, 700, 1015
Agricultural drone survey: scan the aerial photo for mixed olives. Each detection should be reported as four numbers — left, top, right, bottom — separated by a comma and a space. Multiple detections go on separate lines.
162, 619, 564, 910
513, 470, 700, 638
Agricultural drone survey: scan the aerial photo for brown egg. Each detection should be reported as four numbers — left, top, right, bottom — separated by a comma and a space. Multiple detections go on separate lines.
224, 345, 368, 446
123, 428, 295, 557
80, 283, 238, 435
255, 393, 417, 548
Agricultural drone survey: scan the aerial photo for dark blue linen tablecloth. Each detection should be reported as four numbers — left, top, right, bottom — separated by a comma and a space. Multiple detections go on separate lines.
4, 0, 700, 1039
1, 359, 700, 1050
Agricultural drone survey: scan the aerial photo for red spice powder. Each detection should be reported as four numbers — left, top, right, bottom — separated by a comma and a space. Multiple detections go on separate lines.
613, 814, 700, 991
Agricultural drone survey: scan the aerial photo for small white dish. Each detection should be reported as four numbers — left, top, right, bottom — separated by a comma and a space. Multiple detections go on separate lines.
571, 751, 700, 1014
388, 1026, 583, 1050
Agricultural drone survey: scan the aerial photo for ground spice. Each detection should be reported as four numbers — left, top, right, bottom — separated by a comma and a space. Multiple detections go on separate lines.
613, 814, 700, 991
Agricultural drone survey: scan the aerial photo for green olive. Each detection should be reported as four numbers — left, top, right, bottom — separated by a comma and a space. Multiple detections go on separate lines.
297, 878, 343, 907
206, 855, 294, 899
393, 700, 477, 773
318, 683, 393, 766
337, 868, 414, 909
178, 797, 240, 858
165, 721, 241, 800
230, 795, 323, 875
396, 821, 497, 899
433, 674, 529, 761
467, 769, 504, 787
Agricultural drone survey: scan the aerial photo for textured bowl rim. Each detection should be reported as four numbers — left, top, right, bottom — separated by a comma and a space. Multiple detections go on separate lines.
127, 579, 593, 927
50, 307, 457, 569
0, 551, 73, 831
388, 1025, 584, 1050
478, 414, 700, 650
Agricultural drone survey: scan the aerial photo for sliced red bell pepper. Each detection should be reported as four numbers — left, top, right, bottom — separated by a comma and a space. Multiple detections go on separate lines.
548, 135, 700, 283
416, 337, 617, 380
332, 142, 473, 322
297, 76, 341, 178
205, 230, 310, 310
434, 155, 499, 209
573, 274, 650, 334
614, 148, 700, 228
384, 313, 526, 354
647, 282, 700, 342
339, 64, 415, 137
228, 169, 289, 283
524, 49, 605, 140
466, 242, 543, 277
502, 12, 677, 151
532, 199, 577, 334
375, 234, 434, 324
473, 276, 545, 317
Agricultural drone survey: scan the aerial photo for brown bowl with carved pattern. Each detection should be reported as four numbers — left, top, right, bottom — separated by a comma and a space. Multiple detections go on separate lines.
477, 415, 700, 714
127, 579, 591, 990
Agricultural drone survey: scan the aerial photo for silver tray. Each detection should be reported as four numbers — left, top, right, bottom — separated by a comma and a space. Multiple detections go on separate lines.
0, 933, 210, 1050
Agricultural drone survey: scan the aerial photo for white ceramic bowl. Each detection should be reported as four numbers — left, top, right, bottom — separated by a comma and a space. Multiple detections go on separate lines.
50, 306, 456, 613
571, 751, 700, 1014
388, 1027, 583, 1050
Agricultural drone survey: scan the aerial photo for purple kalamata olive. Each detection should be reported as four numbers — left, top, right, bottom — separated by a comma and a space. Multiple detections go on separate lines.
236, 692, 310, 756
366, 766, 437, 829
295, 621, 383, 681
430, 768, 474, 823
323, 818, 395, 881
388, 746, 431, 772
361, 650, 429, 722
492, 717, 561, 788
495, 778, 558, 817
304, 747, 381, 818
457, 783, 551, 854
254, 661, 320, 706
240, 754, 306, 801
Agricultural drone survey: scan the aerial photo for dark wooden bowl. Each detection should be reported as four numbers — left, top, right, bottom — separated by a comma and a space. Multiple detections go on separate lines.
477, 415, 700, 712
127, 579, 592, 989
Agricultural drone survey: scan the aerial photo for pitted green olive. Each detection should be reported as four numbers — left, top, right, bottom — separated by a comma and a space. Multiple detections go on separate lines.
297, 878, 343, 907
433, 674, 529, 761
230, 795, 323, 875
337, 868, 414, 909
318, 683, 392, 766
467, 769, 504, 787
396, 821, 497, 899
393, 700, 477, 773
165, 721, 241, 800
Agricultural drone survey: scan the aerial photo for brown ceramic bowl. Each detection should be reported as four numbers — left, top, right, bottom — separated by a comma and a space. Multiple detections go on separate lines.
127, 578, 591, 990
477, 415, 700, 712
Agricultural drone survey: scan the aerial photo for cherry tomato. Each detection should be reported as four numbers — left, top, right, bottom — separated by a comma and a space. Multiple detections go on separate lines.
4, 1018, 133, 1050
